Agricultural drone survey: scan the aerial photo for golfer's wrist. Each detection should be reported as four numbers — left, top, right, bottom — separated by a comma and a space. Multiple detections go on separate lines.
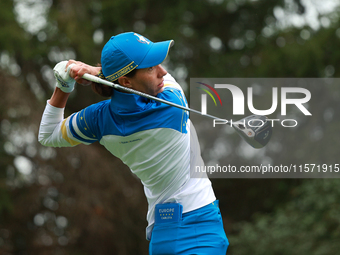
93, 66, 102, 75
49, 87, 70, 108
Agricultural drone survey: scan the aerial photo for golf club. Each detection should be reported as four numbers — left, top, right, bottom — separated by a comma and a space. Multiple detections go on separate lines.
81, 73, 272, 148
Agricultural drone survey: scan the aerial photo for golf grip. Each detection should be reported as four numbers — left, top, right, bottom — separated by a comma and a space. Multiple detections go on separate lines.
82, 73, 223, 121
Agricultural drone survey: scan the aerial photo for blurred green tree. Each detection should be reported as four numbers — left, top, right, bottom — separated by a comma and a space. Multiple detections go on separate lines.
229, 179, 340, 255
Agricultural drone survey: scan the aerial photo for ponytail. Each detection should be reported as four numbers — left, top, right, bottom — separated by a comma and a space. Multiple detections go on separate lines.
91, 82, 114, 97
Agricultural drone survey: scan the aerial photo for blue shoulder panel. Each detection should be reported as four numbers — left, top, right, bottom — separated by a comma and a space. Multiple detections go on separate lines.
103, 87, 189, 137
70, 87, 189, 140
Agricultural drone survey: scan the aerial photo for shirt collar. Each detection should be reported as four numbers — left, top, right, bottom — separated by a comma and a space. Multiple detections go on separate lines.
110, 89, 151, 112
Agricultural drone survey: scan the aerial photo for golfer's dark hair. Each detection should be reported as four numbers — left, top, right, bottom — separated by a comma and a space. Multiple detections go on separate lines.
91, 65, 137, 97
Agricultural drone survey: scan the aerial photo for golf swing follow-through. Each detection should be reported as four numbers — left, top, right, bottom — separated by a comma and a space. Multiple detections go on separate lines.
75, 72, 272, 149
39, 31, 271, 254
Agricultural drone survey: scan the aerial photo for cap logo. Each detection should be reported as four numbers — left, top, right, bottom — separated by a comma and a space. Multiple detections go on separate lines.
134, 33, 150, 44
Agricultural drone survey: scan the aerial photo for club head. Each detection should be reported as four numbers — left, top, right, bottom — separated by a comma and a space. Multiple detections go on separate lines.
232, 115, 272, 149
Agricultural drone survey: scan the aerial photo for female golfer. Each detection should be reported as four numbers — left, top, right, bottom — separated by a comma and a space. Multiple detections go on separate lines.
39, 32, 229, 254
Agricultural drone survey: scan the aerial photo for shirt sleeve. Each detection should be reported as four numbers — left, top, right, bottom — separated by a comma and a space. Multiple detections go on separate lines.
163, 73, 185, 94
162, 73, 188, 106
67, 104, 102, 144
38, 101, 100, 147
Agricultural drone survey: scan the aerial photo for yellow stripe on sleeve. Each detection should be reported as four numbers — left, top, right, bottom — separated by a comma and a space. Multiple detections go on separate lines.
163, 82, 183, 91
61, 119, 81, 146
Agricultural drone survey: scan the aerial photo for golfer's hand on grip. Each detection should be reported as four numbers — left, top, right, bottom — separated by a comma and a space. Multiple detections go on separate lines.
53, 61, 77, 93
66, 60, 102, 86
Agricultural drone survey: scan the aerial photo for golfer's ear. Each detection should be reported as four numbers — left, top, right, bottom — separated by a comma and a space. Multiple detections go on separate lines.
118, 76, 132, 88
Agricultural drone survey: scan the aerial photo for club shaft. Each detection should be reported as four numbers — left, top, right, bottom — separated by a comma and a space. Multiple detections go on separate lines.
81, 73, 270, 148
82, 73, 224, 121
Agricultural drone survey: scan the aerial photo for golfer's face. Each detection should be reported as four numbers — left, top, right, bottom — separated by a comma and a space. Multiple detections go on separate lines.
129, 65, 167, 96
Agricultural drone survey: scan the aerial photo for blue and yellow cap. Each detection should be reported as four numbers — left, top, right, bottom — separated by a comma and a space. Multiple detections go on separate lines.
99, 32, 174, 82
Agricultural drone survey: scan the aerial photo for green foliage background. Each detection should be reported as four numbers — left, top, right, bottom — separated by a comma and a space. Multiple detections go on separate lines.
0, 0, 340, 254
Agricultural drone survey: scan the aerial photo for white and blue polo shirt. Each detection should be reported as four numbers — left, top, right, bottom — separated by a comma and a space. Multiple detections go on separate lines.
39, 74, 216, 239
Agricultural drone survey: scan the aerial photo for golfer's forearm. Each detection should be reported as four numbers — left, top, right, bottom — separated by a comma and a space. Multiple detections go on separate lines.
38, 88, 73, 147
38, 100, 74, 147
49, 87, 70, 108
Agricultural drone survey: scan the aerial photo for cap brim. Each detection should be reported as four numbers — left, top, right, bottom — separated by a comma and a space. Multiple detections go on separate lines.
138, 40, 174, 69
